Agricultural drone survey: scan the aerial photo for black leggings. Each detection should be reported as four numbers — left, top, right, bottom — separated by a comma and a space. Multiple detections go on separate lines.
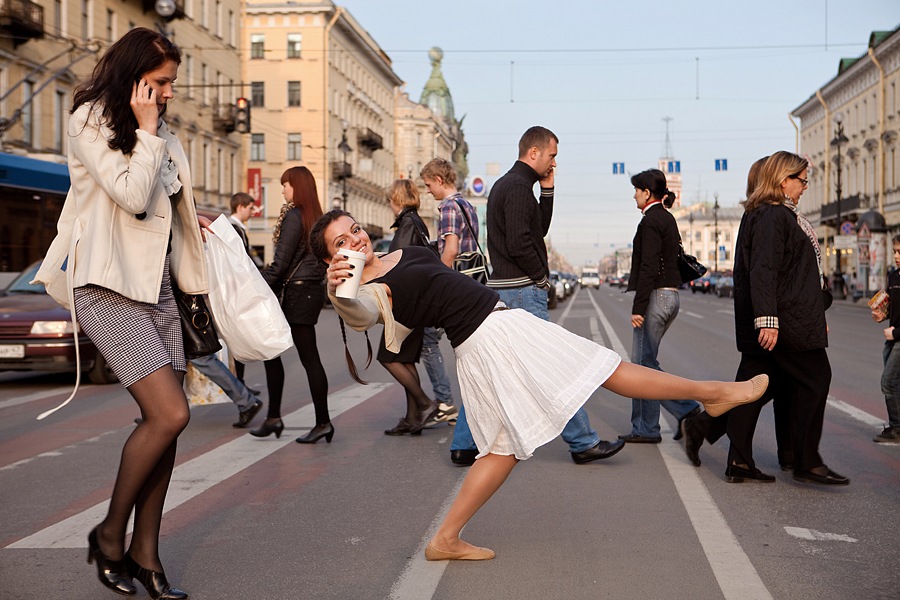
261, 324, 330, 424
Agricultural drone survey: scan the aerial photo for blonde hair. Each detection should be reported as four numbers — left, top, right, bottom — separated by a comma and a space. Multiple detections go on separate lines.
388, 179, 420, 209
420, 158, 457, 187
744, 151, 808, 212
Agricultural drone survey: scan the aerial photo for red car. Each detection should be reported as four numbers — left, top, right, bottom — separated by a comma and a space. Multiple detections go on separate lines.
0, 261, 117, 384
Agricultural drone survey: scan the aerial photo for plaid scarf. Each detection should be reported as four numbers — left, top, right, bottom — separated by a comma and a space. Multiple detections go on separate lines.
784, 199, 825, 287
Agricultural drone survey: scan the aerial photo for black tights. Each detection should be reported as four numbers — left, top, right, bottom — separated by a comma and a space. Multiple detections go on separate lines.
95, 365, 190, 573
262, 324, 330, 424
380, 361, 433, 421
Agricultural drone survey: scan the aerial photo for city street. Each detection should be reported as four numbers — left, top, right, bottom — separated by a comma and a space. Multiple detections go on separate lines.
1, 286, 898, 599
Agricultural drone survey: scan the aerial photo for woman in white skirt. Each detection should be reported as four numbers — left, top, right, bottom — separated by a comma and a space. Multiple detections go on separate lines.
309, 210, 768, 562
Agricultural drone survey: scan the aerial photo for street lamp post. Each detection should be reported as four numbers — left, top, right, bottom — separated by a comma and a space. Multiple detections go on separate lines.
830, 112, 849, 299
713, 194, 720, 274
338, 120, 352, 211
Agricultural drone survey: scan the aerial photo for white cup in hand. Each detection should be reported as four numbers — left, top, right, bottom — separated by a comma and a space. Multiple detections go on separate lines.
334, 249, 367, 299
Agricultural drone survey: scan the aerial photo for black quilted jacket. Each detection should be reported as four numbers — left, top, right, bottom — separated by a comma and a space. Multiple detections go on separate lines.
733, 203, 828, 353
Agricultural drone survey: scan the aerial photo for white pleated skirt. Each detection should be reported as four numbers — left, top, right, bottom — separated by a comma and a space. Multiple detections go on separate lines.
454, 308, 621, 460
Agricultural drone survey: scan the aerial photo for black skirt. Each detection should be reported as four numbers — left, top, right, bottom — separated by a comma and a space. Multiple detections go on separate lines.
281, 280, 325, 325
377, 326, 424, 363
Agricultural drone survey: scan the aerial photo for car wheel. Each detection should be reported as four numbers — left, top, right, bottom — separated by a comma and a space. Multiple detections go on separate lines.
87, 353, 118, 385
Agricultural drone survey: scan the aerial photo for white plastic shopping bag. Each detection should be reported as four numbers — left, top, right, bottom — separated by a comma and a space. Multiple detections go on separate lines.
205, 214, 293, 362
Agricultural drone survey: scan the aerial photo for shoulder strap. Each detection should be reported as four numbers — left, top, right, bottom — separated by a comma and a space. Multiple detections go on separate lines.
453, 198, 485, 255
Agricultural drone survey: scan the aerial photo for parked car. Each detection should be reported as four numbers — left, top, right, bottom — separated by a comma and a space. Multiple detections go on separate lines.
0, 261, 117, 384
715, 276, 735, 298
618, 273, 630, 288
689, 275, 715, 294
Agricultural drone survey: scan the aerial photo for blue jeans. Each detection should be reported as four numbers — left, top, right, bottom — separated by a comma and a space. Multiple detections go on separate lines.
190, 354, 257, 412
422, 327, 454, 404
629, 289, 700, 437
882, 341, 900, 427
452, 284, 599, 453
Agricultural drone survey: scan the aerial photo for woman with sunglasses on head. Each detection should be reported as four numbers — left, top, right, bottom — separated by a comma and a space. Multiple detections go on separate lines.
35, 28, 206, 598
309, 208, 768, 561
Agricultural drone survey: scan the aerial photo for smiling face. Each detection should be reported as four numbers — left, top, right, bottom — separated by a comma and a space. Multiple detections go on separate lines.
323, 216, 375, 264
141, 59, 178, 115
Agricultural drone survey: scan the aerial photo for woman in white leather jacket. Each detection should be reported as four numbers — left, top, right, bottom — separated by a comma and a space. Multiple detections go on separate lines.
34, 28, 207, 599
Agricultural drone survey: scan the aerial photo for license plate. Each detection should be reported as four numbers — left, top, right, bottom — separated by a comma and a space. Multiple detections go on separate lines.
0, 345, 25, 359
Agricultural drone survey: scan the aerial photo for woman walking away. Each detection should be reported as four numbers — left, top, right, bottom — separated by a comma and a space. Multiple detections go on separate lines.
35, 28, 205, 598
310, 209, 768, 561
250, 166, 332, 444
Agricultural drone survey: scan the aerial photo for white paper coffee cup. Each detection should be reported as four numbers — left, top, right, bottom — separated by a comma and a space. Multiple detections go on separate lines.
334, 249, 367, 299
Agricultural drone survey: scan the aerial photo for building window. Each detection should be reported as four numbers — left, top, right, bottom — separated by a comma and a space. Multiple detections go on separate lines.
22, 81, 34, 147
54, 89, 66, 152
200, 0, 207, 28
251, 82, 265, 108
287, 133, 302, 160
217, 148, 224, 199
228, 10, 234, 46
105, 8, 113, 41
201, 63, 209, 105
81, 0, 90, 39
251, 34, 265, 59
287, 33, 302, 58
287, 81, 301, 107
215, 0, 221, 37
185, 55, 193, 99
53, 0, 61, 33
203, 142, 210, 189
250, 133, 265, 161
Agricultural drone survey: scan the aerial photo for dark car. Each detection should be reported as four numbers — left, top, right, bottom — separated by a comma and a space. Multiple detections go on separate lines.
689, 275, 715, 294
715, 276, 735, 298
0, 261, 117, 384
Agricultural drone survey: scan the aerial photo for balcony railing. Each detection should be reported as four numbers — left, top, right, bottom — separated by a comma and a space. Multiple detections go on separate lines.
0, 0, 44, 45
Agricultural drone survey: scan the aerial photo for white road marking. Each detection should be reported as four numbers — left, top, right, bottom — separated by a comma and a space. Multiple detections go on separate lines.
586, 293, 630, 360
389, 476, 466, 600
717, 309, 735, 315
826, 396, 884, 428
591, 296, 773, 600
7, 382, 391, 549
682, 311, 705, 319
784, 527, 858, 543
0, 387, 72, 410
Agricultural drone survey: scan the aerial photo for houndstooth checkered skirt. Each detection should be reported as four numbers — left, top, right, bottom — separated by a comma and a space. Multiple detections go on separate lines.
73, 254, 185, 387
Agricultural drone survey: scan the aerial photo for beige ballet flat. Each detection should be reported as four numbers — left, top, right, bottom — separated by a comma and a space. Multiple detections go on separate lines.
424, 543, 495, 561
704, 374, 769, 418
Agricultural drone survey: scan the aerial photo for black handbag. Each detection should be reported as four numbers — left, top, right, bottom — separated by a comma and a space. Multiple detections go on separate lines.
452, 199, 489, 284
677, 244, 707, 283
172, 279, 221, 359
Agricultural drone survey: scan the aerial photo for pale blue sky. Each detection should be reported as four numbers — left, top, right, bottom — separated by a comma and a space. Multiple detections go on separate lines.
341, 0, 900, 266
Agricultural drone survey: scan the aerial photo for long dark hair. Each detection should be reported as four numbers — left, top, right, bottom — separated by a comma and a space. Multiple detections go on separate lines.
631, 169, 676, 208
273, 166, 323, 245
71, 28, 181, 154
310, 208, 371, 384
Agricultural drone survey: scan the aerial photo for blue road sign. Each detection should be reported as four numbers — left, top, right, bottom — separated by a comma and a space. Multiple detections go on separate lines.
612, 162, 625, 174
715, 159, 728, 171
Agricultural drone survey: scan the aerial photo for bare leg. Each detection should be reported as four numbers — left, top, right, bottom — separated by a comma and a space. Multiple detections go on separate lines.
430, 453, 518, 554
603, 362, 766, 416
96, 366, 189, 572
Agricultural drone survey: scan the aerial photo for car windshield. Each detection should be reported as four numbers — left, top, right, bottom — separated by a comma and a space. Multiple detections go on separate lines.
4, 262, 45, 294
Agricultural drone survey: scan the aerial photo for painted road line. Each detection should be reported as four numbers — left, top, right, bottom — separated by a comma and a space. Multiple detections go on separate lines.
682, 310, 705, 319
587, 292, 630, 360
591, 296, 773, 600
784, 527, 858, 543
389, 476, 466, 600
7, 382, 391, 549
0, 387, 72, 411
717, 309, 735, 315
827, 396, 884, 428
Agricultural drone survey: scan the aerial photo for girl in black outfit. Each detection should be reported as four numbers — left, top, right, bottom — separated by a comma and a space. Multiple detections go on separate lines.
379, 179, 439, 435
250, 166, 332, 444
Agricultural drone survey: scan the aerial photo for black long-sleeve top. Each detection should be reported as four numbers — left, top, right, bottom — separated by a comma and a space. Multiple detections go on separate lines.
262, 207, 325, 291
887, 268, 900, 341
389, 207, 430, 252
486, 161, 553, 288
626, 202, 683, 315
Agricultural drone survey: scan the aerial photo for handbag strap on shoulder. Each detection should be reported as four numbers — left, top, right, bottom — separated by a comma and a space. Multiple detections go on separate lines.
453, 198, 486, 256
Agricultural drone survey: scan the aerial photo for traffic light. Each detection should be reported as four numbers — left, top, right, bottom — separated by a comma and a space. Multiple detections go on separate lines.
234, 98, 251, 134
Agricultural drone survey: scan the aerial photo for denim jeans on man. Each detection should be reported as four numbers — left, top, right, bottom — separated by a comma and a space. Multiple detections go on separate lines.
190, 354, 257, 411
422, 327, 454, 405
451, 283, 600, 453
882, 340, 900, 427
628, 288, 700, 437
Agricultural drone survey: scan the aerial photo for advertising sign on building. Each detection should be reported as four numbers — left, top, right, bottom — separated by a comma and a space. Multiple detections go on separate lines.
247, 168, 262, 206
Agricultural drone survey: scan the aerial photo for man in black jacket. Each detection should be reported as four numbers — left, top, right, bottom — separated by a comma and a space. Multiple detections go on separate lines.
481, 126, 624, 465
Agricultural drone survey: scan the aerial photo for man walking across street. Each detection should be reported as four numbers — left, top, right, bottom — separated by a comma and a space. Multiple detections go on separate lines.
480, 126, 624, 465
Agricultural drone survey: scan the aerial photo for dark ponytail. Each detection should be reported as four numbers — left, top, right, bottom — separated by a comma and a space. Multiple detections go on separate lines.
631, 169, 673, 207
662, 189, 676, 208
339, 317, 372, 385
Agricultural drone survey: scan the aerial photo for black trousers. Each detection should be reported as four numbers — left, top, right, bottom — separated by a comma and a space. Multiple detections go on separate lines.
696, 349, 830, 472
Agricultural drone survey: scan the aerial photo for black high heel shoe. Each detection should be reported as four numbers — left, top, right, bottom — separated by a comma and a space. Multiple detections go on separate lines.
296, 422, 334, 444
87, 527, 137, 596
124, 553, 188, 600
249, 418, 284, 439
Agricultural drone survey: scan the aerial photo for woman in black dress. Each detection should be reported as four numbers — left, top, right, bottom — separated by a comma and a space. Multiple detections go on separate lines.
250, 166, 332, 444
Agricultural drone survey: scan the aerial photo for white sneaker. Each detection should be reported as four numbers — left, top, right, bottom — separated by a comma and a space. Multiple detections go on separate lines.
425, 402, 459, 427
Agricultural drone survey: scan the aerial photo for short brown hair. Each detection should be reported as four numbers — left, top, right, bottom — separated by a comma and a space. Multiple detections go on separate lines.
420, 158, 457, 187
388, 179, 420, 209
230, 192, 254, 214
518, 126, 559, 158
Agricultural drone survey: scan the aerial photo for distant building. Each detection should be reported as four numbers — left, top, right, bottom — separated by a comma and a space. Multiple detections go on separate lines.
671, 202, 741, 274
